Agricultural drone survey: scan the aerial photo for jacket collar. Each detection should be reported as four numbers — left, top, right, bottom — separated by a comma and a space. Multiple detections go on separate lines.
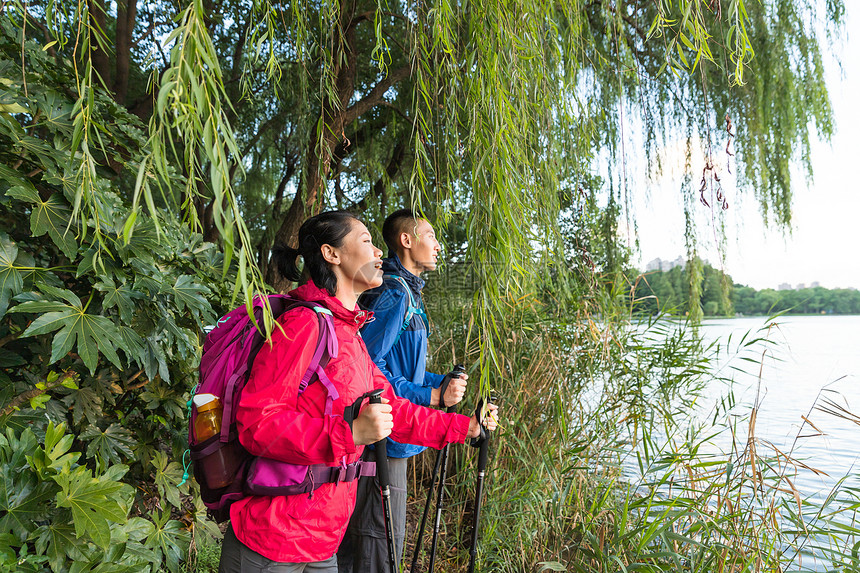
382, 253, 425, 293
289, 281, 373, 331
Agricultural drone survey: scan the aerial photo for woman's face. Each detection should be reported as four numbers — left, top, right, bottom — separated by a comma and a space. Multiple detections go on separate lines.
330, 220, 384, 294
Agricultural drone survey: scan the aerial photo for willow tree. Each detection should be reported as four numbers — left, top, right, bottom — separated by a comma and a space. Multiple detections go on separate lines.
131, 0, 840, 369
0, 0, 845, 570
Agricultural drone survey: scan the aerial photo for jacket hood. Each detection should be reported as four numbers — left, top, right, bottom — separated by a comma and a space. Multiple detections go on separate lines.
382, 255, 425, 293
289, 280, 373, 331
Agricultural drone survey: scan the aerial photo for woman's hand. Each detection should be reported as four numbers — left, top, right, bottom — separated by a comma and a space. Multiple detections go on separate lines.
352, 398, 394, 446
467, 403, 499, 439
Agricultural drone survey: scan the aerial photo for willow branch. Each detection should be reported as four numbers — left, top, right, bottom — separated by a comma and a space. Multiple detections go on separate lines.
342, 63, 413, 125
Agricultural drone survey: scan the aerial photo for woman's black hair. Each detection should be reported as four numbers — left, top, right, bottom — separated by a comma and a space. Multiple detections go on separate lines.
271, 210, 359, 296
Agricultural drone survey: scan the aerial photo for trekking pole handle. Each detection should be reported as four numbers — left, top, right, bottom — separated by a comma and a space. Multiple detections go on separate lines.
368, 389, 390, 487
439, 364, 466, 412
469, 394, 495, 448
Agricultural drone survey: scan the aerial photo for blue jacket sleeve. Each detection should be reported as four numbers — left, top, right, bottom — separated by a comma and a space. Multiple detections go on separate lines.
361, 288, 433, 405
425, 371, 444, 388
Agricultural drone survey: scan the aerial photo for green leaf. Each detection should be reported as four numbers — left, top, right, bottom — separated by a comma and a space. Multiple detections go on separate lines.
29, 193, 77, 259
21, 301, 123, 374
53, 465, 127, 551
5, 184, 40, 203
165, 274, 212, 320
144, 511, 189, 573
0, 532, 17, 566
95, 277, 142, 323
79, 424, 136, 469
33, 522, 88, 572
28, 393, 50, 410
0, 463, 56, 540
151, 451, 182, 509
123, 517, 154, 542
62, 386, 104, 427
0, 233, 23, 318
28, 421, 80, 478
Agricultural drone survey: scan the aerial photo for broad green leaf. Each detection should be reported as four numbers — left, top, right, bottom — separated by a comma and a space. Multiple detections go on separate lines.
62, 387, 104, 427
0, 348, 24, 367
8, 300, 71, 314
0, 233, 23, 317
79, 424, 136, 469
5, 184, 39, 203
53, 465, 127, 551
21, 302, 123, 374
0, 532, 17, 566
117, 325, 146, 368
33, 522, 88, 572
95, 277, 142, 323
29, 193, 77, 259
28, 422, 81, 479
0, 464, 55, 540
165, 274, 213, 320
151, 450, 182, 508
123, 517, 154, 542
144, 511, 189, 573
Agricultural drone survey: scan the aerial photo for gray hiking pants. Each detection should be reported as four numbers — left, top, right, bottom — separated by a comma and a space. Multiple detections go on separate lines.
337, 450, 407, 573
219, 525, 337, 573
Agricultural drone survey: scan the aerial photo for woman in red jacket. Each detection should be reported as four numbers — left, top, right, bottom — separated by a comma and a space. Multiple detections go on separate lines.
219, 210, 497, 572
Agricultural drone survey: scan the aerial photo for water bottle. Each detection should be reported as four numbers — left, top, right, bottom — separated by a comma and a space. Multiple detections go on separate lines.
193, 394, 238, 489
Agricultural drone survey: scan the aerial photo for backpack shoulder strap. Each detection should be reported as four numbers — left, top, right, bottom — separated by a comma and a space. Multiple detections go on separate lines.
382, 274, 426, 344
284, 300, 340, 415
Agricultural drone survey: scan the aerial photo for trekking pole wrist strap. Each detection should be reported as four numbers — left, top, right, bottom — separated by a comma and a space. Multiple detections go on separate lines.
343, 389, 382, 431
469, 397, 488, 448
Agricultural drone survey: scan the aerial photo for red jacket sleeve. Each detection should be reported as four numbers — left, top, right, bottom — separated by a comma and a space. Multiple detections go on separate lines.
373, 364, 470, 448
235, 309, 356, 465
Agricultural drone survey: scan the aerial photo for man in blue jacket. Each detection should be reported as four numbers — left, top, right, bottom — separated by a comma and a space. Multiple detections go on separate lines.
337, 209, 467, 573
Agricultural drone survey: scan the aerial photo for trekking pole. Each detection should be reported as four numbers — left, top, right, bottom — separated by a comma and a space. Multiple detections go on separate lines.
409, 365, 465, 573
426, 364, 465, 573
467, 395, 494, 573
369, 389, 399, 573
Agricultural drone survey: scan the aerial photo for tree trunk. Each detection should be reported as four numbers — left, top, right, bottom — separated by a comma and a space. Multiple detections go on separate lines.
113, 0, 137, 104
87, 0, 111, 88
265, 0, 360, 290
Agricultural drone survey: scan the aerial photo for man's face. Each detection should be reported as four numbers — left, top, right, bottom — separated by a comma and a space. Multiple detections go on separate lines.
410, 219, 441, 273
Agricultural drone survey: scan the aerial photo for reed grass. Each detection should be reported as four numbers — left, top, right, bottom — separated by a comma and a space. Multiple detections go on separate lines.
411, 283, 860, 573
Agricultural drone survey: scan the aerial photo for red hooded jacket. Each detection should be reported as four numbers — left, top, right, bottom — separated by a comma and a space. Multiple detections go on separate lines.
228, 281, 470, 562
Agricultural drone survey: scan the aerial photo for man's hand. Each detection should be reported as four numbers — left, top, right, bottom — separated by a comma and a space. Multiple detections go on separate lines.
431, 372, 468, 407
467, 403, 499, 439
352, 398, 394, 445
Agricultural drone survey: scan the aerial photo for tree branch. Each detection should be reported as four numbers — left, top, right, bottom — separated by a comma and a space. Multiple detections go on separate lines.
343, 64, 413, 125
0, 371, 77, 418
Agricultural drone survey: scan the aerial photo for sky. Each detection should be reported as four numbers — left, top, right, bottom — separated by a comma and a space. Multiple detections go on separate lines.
630, 4, 860, 291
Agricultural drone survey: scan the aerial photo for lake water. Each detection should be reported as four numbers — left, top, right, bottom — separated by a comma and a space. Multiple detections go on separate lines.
699, 315, 860, 498
625, 315, 860, 570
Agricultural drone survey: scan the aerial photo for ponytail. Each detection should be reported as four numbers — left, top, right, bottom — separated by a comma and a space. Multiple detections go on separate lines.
270, 211, 359, 296
271, 243, 303, 283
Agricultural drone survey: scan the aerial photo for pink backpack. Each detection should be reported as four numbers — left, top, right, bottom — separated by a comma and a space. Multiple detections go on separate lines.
189, 295, 375, 522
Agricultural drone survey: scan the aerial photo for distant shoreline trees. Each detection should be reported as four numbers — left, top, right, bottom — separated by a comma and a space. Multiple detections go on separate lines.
629, 263, 860, 317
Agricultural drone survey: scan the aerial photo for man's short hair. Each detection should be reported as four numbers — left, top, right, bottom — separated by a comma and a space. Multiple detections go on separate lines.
382, 208, 420, 254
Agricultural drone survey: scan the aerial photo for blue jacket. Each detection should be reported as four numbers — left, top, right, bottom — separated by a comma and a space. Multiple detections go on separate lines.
359, 255, 445, 458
